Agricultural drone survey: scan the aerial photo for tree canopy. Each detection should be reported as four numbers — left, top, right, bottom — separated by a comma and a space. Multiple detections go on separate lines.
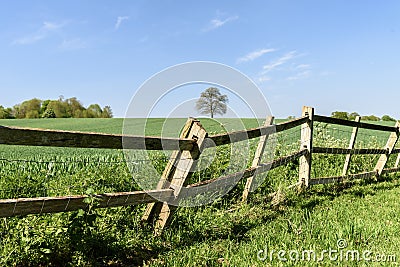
0, 97, 113, 119
331, 111, 396, 122
196, 87, 228, 118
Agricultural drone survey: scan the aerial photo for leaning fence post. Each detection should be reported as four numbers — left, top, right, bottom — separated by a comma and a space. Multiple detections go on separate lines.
374, 121, 400, 177
142, 118, 208, 235
141, 118, 195, 222
298, 106, 314, 188
242, 116, 274, 202
342, 116, 361, 176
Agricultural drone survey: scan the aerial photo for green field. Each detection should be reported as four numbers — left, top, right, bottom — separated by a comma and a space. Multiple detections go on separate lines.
0, 118, 399, 266
0, 117, 264, 136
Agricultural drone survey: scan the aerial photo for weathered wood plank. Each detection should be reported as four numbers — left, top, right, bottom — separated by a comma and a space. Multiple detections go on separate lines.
242, 116, 274, 202
0, 125, 195, 150
208, 116, 307, 147
0, 189, 174, 218
153, 120, 208, 235
209, 124, 276, 147
187, 149, 308, 189
382, 167, 400, 174
141, 118, 196, 222
312, 147, 387, 155
299, 106, 314, 188
342, 116, 361, 176
375, 122, 400, 176
275, 116, 309, 133
313, 115, 398, 132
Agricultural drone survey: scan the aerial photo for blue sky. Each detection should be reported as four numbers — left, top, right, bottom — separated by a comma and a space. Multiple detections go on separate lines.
1, 1, 400, 118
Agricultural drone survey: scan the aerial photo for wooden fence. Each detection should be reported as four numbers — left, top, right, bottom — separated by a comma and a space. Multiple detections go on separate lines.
0, 106, 399, 234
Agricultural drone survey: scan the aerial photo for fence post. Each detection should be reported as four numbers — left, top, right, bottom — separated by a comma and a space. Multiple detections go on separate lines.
141, 118, 195, 222
375, 121, 400, 177
242, 116, 274, 202
298, 106, 314, 188
142, 118, 208, 235
342, 116, 361, 176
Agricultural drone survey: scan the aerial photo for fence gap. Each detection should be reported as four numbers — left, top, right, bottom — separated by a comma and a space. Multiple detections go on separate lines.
299, 106, 314, 188
375, 121, 400, 177
342, 116, 361, 176
242, 116, 274, 202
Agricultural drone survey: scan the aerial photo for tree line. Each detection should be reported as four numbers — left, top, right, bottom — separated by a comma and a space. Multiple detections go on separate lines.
0, 97, 112, 119
331, 111, 396, 122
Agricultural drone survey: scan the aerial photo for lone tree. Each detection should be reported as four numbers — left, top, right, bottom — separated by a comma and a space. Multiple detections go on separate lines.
196, 87, 228, 118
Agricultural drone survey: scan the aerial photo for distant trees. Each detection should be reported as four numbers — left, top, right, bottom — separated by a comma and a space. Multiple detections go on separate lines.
348, 112, 360, 120
196, 87, 228, 118
331, 111, 350, 120
361, 115, 380, 121
0, 106, 13, 119
102, 106, 113, 118
331, 111, 396, 122
42, 108, 56, 118
0, 97, 113, 119
382, 115, 396, 122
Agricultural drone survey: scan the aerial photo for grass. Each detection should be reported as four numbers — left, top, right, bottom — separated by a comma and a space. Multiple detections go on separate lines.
0, 118, 399, 266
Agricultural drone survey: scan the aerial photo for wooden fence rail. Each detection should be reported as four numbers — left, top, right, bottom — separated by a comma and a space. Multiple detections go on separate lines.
312, 147, 389, 155
1, 106, 400, 235
313, 115, 399, 132
0, 125, 195, 150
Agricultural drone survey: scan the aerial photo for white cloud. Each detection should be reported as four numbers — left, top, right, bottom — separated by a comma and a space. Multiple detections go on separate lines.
13, 34, 46, 45
42, 21, 64, 30
59, 38, 87, 51
12, 21, 65, 45
237, 48, 276, 63
262, 51, 297, 73
257, 75, 271, 83
255, 50, 311, 83
287, 70, 311, 80
115, 16, 129, 30
204, 15, 238, 31
295, 64, 311, 69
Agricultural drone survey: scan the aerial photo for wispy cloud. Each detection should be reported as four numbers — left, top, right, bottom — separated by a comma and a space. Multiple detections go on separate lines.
237, 48, 276, 63
255, 51, 312, 84
204, 15, 238, 31
287, 70, 311, 80
115, 16, 129, 30
261, 51, 297, 74
13, 21, 65, 45
257, 75, 271, 83
287, 63, 312, 80
42, 21, 64, 31
295, 64, 311, 69
59, 38, 87, 51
